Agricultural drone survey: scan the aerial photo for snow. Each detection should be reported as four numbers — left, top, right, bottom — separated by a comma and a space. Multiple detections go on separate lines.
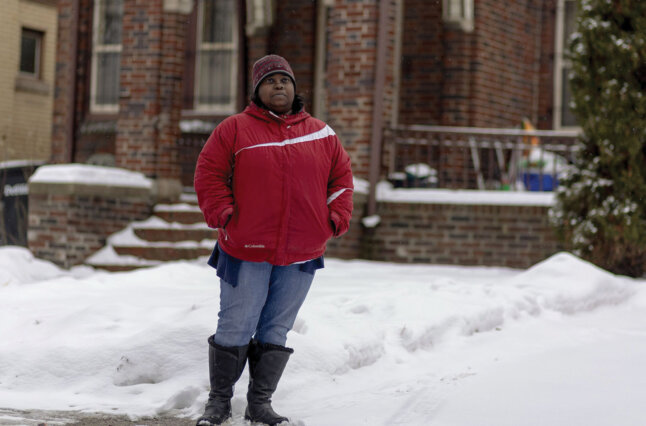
1, 247, 645, 426
0, 160, 44, 170
404, 163, 437, 178
85, 217, 216, 267
154, 203, 202, 213
376, 181, 555, 206
361, 214, 381, 228
179, 119, 216, 133
28, 164, 152, 189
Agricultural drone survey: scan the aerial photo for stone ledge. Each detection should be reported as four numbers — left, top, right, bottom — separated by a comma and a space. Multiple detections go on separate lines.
163, 0, 193, 14
15, 75, 51, 96
29, 181, 152, 200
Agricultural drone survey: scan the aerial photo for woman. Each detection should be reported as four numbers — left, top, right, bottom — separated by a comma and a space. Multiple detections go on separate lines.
194, 54, 354, 426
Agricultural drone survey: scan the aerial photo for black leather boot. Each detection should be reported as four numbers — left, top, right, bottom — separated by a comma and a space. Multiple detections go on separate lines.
244, 340, 293, 426
196, 336, 248, 426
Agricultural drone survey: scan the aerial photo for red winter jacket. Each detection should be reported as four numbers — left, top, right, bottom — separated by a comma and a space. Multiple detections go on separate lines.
194, 103, 354, 265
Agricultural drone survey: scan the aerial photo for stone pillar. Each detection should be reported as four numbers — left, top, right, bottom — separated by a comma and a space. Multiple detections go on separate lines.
115, 0, 192, 201
28, 166, 153, 268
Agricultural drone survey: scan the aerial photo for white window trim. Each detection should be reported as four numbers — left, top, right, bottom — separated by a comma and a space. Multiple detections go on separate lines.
442, 0, 474, 32
194, 0, 239, 114
90, 0, 122, 114
19, 28, 43, 78
245, 0, 275, 36
553, 0, 579, 130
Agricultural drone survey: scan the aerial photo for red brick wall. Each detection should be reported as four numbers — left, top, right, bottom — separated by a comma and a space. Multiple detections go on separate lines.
326, 0, 400, 179
155, 9, 186, 180
399, 0, 443, 125
51, 0, 76, 163
28, 188, 152, 268
325, 192, 368, 260
363, 201, 562, 268
399, 0, 556, 129
469, 0, 541, 128
115, 0, 184, 180
537, 0, 557, 129
268, 0, 317, 111
324, 191, 562, 268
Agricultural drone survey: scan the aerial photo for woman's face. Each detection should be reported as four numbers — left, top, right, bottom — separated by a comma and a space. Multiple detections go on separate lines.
257, 72, 295, 114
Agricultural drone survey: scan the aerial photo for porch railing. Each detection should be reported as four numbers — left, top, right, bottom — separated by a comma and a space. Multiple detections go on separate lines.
383, 125, 581, 191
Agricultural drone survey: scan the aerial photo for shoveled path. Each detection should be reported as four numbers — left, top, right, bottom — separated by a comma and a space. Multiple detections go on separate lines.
0, 408, 195, 425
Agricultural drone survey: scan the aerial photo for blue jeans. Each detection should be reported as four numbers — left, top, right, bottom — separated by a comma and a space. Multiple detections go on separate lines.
213, 260, 314, 347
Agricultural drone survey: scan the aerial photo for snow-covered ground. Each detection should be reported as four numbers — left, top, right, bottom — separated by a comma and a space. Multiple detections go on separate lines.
1, 246, 645, 426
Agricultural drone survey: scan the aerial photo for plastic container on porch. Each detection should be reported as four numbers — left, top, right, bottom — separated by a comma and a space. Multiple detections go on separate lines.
518, 147, 568, 192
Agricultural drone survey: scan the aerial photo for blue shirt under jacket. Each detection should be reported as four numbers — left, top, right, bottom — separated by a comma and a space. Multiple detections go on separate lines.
208, 243, 324, 287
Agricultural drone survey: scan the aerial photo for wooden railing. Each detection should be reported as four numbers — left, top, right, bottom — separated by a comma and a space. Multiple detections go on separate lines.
177, 132, 209, 189
383, 125, 581, 191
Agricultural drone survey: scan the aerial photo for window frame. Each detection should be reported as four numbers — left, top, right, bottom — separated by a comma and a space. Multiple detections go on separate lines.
193, 0, 239, 114
90, 0, 123, 114
442, 0, 474, 32
19, 28, 44, 78
553, 0, 579, 129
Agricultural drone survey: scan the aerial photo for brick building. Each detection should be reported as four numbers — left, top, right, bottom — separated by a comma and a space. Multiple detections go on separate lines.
0, 0, 58, 163
29, 0, 581, 268
51, 0, 578, 193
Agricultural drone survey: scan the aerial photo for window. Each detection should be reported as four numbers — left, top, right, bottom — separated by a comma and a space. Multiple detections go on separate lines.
90, 0, 123, 113
20, 29, 43, 77
442, 0, 474, 32
195, 0, 238, 113
554, 0, 578, 128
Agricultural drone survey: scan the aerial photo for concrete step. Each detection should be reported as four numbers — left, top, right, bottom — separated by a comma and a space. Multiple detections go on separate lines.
86, 198, 215, 271
88, 263, 154, 272
112, 244, 213, 261
133, 226, 218, 242
154, 204, 204, 224
179, 192, 198, 205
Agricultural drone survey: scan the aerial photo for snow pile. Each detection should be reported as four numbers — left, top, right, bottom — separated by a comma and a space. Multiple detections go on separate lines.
375, 180, 555, 206
0, 247, 68, 286
0, 247, 645, 425
29, 164, 152, 189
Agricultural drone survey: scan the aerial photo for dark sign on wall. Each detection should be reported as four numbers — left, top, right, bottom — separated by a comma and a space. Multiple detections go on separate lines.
0, 162, 42, 247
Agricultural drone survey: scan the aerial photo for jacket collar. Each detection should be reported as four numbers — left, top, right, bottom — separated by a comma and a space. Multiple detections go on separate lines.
243, 102, 310, 125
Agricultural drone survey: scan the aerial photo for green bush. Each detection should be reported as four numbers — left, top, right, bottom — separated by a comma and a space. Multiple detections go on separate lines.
550, 0, 646, 277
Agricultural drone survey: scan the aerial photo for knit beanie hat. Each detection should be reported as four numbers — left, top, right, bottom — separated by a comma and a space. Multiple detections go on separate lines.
252, 54, 296, 94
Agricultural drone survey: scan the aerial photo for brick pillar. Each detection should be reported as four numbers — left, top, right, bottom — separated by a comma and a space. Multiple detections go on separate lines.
326, 0, 398, 180
440, 25, 475, 187
441, 28, 474, 126
115, 0, 191, 201
28, 166, 153, 268
51, 0, 78, 163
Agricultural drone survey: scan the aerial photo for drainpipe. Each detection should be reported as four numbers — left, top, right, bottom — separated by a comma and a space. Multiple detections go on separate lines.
367, 0, 391, 217
531, 0, 543, 126
66, 0, 80, 163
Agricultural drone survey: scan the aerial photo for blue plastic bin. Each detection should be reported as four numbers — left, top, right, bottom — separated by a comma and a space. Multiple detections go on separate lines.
521, 173, 558, 191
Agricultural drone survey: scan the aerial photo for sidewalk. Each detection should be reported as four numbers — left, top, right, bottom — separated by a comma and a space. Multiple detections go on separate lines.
0, 409, 195, 425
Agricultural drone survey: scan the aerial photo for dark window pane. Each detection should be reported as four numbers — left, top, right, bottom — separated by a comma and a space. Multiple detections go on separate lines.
20, 31, 39, 74
202, 0, 234, 43
95, 52, 121, 105
100, 0, 124, 45
198, 50, 233, 105
563, 0, 578, 47
561, 68, 577, 127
